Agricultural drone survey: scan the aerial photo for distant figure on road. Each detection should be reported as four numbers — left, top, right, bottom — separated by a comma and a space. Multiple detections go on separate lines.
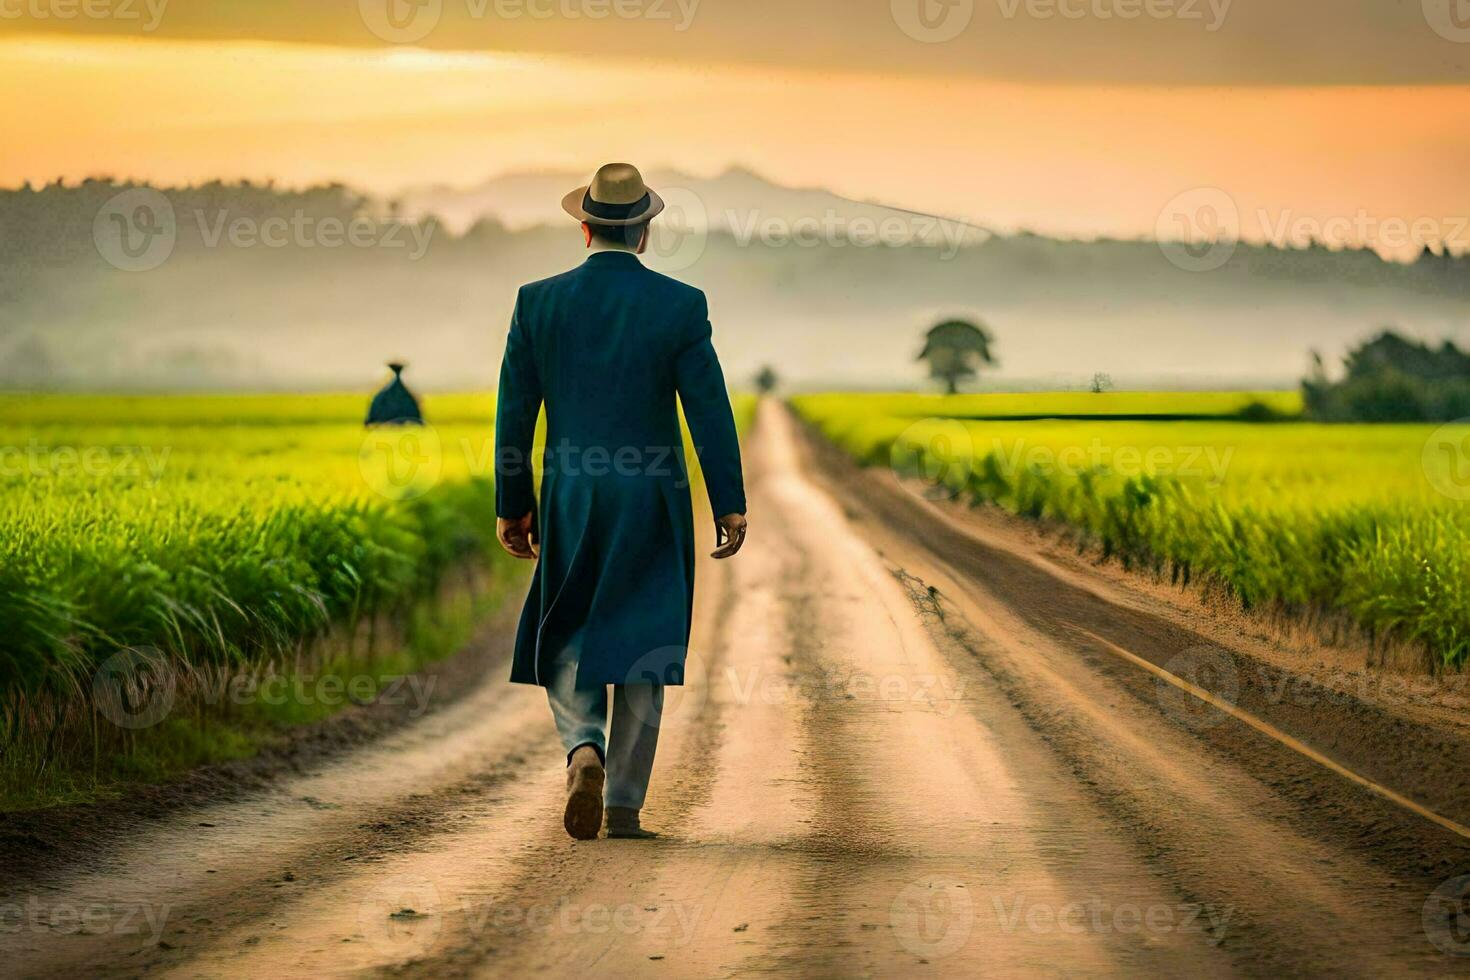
366, 362, 424, 426
495, 163, 748, 841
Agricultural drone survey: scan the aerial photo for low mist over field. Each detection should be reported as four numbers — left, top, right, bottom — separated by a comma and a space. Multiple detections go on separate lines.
3, 170, 1466, 392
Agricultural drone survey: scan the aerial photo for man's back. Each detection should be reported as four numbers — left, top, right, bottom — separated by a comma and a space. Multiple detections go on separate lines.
495, 249, 745, 689
515, 250, 704, 451
494, 162, 747, 841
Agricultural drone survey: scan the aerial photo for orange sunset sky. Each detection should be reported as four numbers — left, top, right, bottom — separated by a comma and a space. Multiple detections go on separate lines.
2, 1, 1468, 248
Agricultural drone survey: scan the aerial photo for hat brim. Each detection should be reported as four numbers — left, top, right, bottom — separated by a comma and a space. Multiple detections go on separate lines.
561, 186, 666, 226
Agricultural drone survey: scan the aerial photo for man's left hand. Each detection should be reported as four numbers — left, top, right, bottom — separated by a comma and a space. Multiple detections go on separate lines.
711, 513, 747, 559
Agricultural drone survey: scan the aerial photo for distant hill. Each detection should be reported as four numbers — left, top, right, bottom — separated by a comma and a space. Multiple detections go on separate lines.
1, 174, 1466, 391
395, 166, 991, 250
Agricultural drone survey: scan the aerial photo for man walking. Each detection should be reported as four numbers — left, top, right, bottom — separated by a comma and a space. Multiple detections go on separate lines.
495, 163, 748, 841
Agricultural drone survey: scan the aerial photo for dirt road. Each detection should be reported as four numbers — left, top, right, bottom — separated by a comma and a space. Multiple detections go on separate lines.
7, 400, 1470, 978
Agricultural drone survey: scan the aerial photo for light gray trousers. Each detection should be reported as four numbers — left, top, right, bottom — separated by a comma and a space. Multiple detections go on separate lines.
545, 648, 664, 810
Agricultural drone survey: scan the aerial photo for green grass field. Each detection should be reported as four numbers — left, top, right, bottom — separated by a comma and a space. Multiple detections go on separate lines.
793, 392, 1470, 667
0, 393, 520, 806
0, 391, 754, 808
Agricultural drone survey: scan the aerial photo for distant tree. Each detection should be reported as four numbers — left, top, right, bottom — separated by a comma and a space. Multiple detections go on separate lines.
366, 363, 425, 426
754, 365, 779, 395
1089, 372, 1114, 394
918, 318, 997, 395
1302, 329, 1470, 422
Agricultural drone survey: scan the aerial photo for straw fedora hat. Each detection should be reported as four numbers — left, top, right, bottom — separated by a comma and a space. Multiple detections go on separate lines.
562, 163, 665, 227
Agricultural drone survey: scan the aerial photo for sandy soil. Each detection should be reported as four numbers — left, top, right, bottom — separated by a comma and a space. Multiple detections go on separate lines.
5, 400, 1470, 978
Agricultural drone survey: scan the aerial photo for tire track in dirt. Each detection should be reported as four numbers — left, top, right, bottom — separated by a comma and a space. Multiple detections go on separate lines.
1, 639, 560, 978
792, 403, 1470, 975
798, 414, 1470, 833
740, 402, 1233, 977
15, 401, 1470, 977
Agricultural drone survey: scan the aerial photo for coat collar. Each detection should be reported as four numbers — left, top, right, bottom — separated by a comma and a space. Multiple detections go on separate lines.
583, 250, 644, 269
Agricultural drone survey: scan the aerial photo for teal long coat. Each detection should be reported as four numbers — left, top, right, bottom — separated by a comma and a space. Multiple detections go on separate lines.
495, 251, 746, 688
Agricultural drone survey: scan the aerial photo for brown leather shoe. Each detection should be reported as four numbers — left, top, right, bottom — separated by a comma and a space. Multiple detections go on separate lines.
564, 745, 605, 841
605, 806, 658, 840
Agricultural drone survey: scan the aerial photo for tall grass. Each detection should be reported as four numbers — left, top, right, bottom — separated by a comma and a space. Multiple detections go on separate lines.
0, 391, 757, 806
0, 396, 518, 803
794, 394, 1470, 667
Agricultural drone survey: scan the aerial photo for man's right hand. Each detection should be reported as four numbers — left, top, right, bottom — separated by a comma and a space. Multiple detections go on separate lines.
498, 512, 539, 560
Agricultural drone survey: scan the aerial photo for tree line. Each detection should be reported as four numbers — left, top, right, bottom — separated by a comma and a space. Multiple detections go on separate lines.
1304, 330, 1470, 422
